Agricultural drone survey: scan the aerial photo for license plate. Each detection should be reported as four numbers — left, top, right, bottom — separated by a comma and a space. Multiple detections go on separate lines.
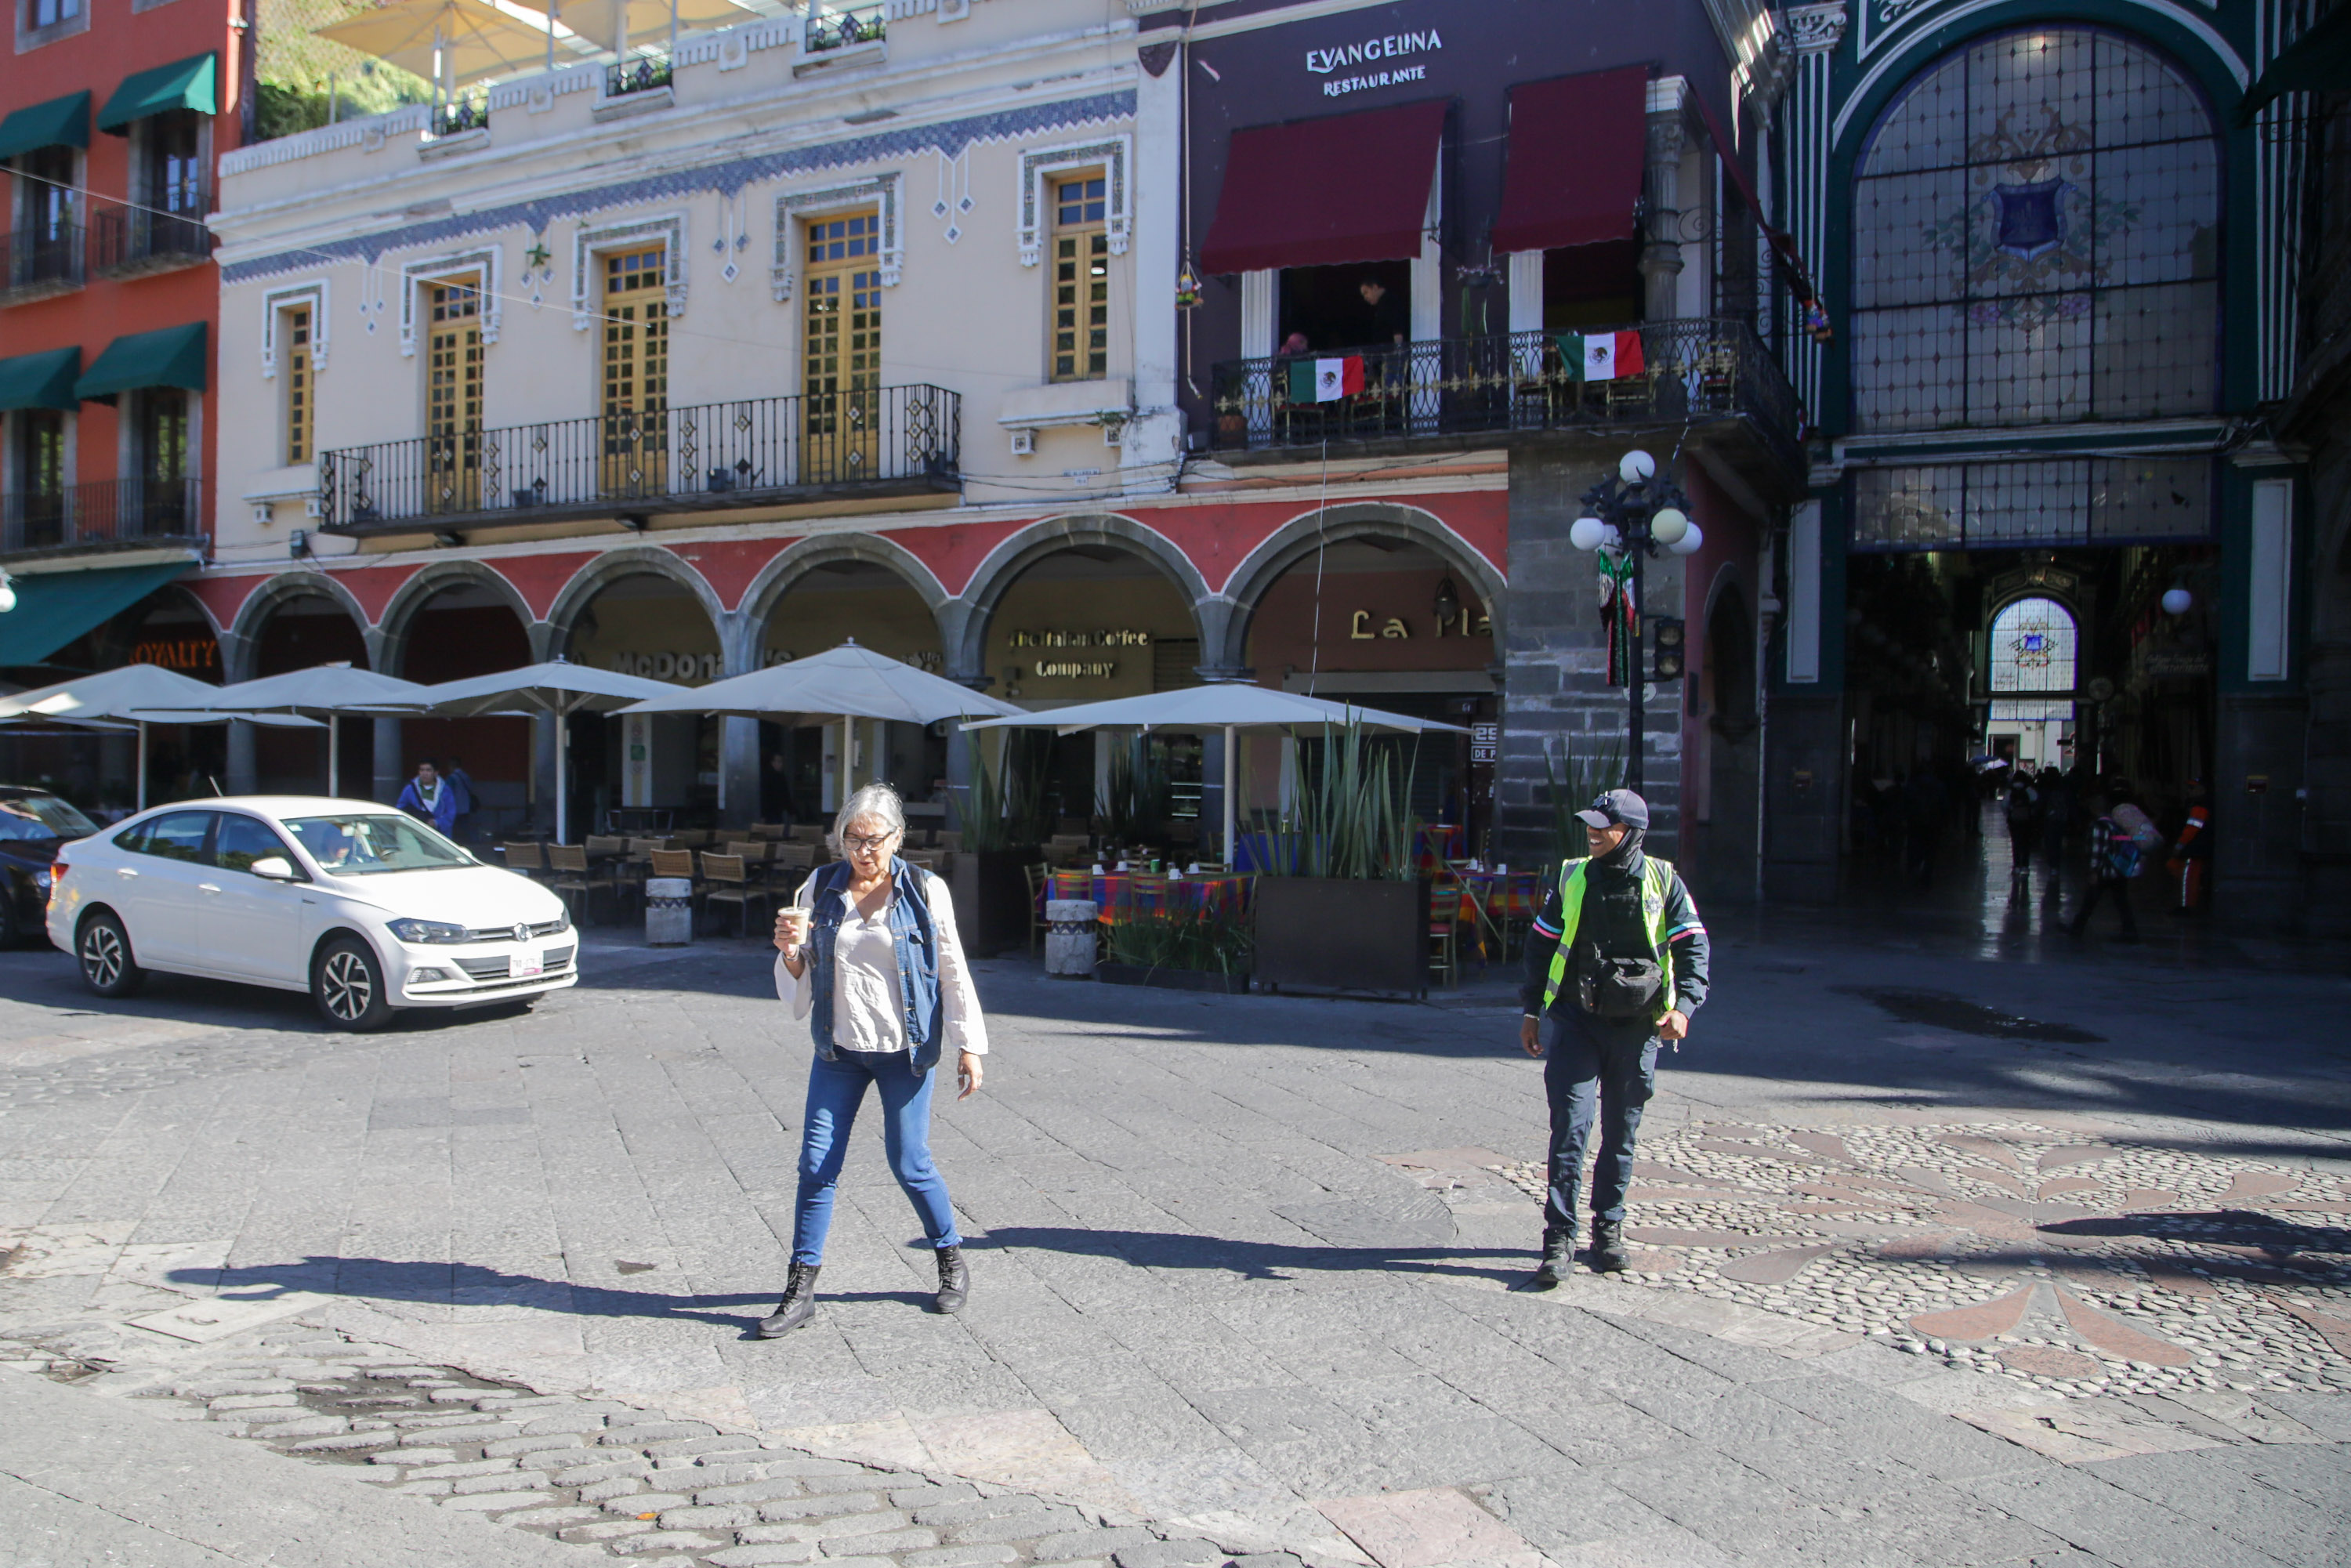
509, 951, 545, 979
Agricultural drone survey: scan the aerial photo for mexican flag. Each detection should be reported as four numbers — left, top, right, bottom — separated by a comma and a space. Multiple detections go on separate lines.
1558, 330, 1646, 382
1287, 355, 1365, 403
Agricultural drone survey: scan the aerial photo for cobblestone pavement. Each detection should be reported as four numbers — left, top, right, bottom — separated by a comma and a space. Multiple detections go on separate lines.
2, 922, 2349, 1568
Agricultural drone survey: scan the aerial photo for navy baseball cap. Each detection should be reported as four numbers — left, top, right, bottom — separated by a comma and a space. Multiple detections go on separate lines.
1574, 788, 1650, 831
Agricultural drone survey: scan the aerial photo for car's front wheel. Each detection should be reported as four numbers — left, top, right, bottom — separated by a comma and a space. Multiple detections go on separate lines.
313, 935, 396, 1031
77, 910, 145, 998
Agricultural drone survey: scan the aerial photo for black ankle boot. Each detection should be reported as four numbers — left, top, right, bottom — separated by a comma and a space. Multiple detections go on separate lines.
933, 1245, 969, 1315
1591, 1218, 1628, 1273
1525, 1228, 1572, 1290
757, 1262, 820, 1338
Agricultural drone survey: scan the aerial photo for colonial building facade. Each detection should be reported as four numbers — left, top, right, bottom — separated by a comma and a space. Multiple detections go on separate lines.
1762, 0, 2333, 924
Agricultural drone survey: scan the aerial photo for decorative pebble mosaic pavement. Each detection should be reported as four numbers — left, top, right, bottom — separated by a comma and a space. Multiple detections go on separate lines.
1452, 1119, 2351, 1401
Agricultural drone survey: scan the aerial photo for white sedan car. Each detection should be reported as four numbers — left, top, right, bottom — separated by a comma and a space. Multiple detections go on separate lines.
47, 796, 578, 1030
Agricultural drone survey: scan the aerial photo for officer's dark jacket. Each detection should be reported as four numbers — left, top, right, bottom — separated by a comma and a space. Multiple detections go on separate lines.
1518, 844, 1711, 1022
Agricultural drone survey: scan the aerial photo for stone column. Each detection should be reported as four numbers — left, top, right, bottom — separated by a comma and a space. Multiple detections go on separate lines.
1640, 83, 1689, 325
219, 632, 258, 795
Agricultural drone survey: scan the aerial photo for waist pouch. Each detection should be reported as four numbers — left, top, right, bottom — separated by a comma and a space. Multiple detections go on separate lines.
1580, 955, 1664, 1020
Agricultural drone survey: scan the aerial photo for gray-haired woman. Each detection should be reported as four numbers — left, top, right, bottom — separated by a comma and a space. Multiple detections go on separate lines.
763, 783, 986, 1337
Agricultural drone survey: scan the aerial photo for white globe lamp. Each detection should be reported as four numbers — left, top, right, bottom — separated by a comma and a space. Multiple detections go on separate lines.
1602, 523, 1623, 549
1668, 522, 1704, 556
1568, 516, 1609, 551
1649, 507, 1690, 547
2161, 587, 2193, 616
0, 573, 15, 614
1618, 449, 1656, 484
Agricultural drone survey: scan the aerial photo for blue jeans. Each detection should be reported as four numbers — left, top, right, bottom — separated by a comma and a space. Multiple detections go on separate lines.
1542, 1016, 1661, 1233
792, 1048, 962, 1266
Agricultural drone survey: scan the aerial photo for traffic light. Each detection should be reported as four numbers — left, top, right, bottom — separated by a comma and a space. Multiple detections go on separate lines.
1651, 617, 1686, 682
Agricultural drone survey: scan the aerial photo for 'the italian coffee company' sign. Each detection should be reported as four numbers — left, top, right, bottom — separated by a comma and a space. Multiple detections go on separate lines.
1306, 28, 1443, 97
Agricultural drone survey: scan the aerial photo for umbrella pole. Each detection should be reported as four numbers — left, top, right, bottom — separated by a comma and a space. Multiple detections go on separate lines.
1223, 724, 1237, 867
328, 712, 340, 798
557, 696, 571, 843
137, 722, 148, 812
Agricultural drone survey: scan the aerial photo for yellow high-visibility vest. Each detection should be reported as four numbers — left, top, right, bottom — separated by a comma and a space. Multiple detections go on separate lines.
1540, 855, 1677, 1018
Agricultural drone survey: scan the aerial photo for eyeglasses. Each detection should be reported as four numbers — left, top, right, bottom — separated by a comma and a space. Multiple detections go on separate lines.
842, 831, 897, 853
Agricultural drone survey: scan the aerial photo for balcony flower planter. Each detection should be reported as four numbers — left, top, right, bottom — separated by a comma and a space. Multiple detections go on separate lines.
1252, 875, 1428, 1000
1097, 961, 1252, 995
951, 847, 1037, 958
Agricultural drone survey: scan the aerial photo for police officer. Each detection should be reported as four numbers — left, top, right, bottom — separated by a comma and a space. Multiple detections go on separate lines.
1517, 789, 1710, 1284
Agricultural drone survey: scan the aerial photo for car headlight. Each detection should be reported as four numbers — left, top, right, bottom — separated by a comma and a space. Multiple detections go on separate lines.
34, 870, 52, 891
388, 918, 469, 945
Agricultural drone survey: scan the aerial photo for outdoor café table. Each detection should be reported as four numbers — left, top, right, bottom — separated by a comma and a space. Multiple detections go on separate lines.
1056, 869, 1252, 925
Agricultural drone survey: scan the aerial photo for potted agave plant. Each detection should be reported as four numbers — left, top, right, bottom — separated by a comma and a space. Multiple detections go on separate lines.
951, 730, 1045, 958
1251, 722, 1427, 999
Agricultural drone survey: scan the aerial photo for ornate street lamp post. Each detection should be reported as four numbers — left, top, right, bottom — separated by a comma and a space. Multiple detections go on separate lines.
1568, 449, 1704, 793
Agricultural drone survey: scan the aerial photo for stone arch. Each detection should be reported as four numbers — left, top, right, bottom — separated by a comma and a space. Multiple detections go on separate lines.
543, 545, 729, 657
947, 512, 1215, 677
1215, 500, 1507, 673
226, 568, 373, 652
375, 559, 541, 679
736, 533, 952, 672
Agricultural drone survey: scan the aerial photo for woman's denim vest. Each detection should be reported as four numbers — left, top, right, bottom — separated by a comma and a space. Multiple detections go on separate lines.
806, 857, 945, 1073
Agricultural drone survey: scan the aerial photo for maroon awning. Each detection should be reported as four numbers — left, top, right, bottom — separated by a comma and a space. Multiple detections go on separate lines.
1198, 99, 1447, 274
1490, 66, 1649, 255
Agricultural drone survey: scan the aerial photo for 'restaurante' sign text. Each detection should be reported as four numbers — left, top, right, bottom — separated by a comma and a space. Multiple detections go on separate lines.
1306, 29, 1442, 97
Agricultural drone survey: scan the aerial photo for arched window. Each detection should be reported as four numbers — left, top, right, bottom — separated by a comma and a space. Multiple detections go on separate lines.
1851, 28, 2219, 433
1989, 596, 2077, 721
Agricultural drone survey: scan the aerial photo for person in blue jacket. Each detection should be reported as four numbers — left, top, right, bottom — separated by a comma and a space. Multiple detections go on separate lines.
397, 759, 458, 835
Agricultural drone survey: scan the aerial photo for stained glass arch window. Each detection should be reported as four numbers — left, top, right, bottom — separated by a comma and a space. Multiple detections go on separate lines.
1850, 28, 2220, 433
1989, 595, 2077, 701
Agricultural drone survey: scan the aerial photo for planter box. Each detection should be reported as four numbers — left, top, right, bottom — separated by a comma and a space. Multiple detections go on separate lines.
1252, 875, 1428, 999
951, 847, 1038, 958
1097, 961, 1252, 994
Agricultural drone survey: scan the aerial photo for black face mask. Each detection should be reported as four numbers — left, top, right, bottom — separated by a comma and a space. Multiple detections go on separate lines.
1593, 826, 1644, 872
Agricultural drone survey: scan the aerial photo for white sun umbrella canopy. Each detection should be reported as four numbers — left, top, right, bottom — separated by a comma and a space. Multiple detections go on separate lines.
190, 663, 434, 799
618, 642, 1025, 822
962, 684, 1469, 864
0, 664, 231, 811
417, 659, 688, 839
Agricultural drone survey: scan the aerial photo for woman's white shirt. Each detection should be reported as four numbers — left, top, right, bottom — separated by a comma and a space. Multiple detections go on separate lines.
773, 869, 988, 1056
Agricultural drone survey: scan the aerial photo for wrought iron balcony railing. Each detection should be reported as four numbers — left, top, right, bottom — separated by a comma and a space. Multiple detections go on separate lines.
90, 205, 214, 277
1207, 317, 1802, 469
1, 478, 205, 559
0, 223, 84, 302
804, 2, 885, 52
316, 384, 960, 534
607, 54, 672, 96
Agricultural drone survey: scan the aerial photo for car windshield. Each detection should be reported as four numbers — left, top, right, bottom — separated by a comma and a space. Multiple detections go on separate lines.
0, 793, 97, 840
285, 813, 475, 875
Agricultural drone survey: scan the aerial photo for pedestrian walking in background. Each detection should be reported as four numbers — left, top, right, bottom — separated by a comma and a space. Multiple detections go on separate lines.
396, 759, 457, 835
765, 782, 985, 1338
2005, 768, 2041, 883
2067, 792, 2142, 940
1518, 789, 1710, 1284
2038, 764, 2075, 871
2168, 779, 2212, 914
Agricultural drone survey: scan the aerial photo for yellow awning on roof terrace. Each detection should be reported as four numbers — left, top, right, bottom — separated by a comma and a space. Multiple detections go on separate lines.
314, 0, 587, 86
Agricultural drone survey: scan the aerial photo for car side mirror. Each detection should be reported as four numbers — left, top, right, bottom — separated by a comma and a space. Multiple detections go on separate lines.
249, 856, 299, 881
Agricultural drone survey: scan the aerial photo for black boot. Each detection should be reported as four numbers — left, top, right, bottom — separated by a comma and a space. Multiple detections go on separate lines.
933, 1245, 969, 1315
757, 1262, 820, 1338
1524, 1228, 1572, 1290
1591, 1218, 1629, 1273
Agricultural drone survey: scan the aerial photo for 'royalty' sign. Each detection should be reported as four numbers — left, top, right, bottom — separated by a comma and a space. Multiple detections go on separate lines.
1306, 27, 1442, 97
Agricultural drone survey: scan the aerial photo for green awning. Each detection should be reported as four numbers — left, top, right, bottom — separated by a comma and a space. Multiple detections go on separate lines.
95, 53, 216, 135
0, 347, 80, 413
75, 323, 206, 405
0, 90, 89, 160
2241, 5, 2351, 124
0, 561, 196, 670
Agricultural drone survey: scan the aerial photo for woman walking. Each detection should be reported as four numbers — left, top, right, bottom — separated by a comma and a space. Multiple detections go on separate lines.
763, 783, 986, 1337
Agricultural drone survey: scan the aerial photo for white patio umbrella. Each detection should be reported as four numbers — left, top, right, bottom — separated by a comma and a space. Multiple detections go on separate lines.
416, 659, 687, 839
616, 641, 1024, 814
962, 684, 1468, 866
190, 663, 433, 798
0, 664, 229, 811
